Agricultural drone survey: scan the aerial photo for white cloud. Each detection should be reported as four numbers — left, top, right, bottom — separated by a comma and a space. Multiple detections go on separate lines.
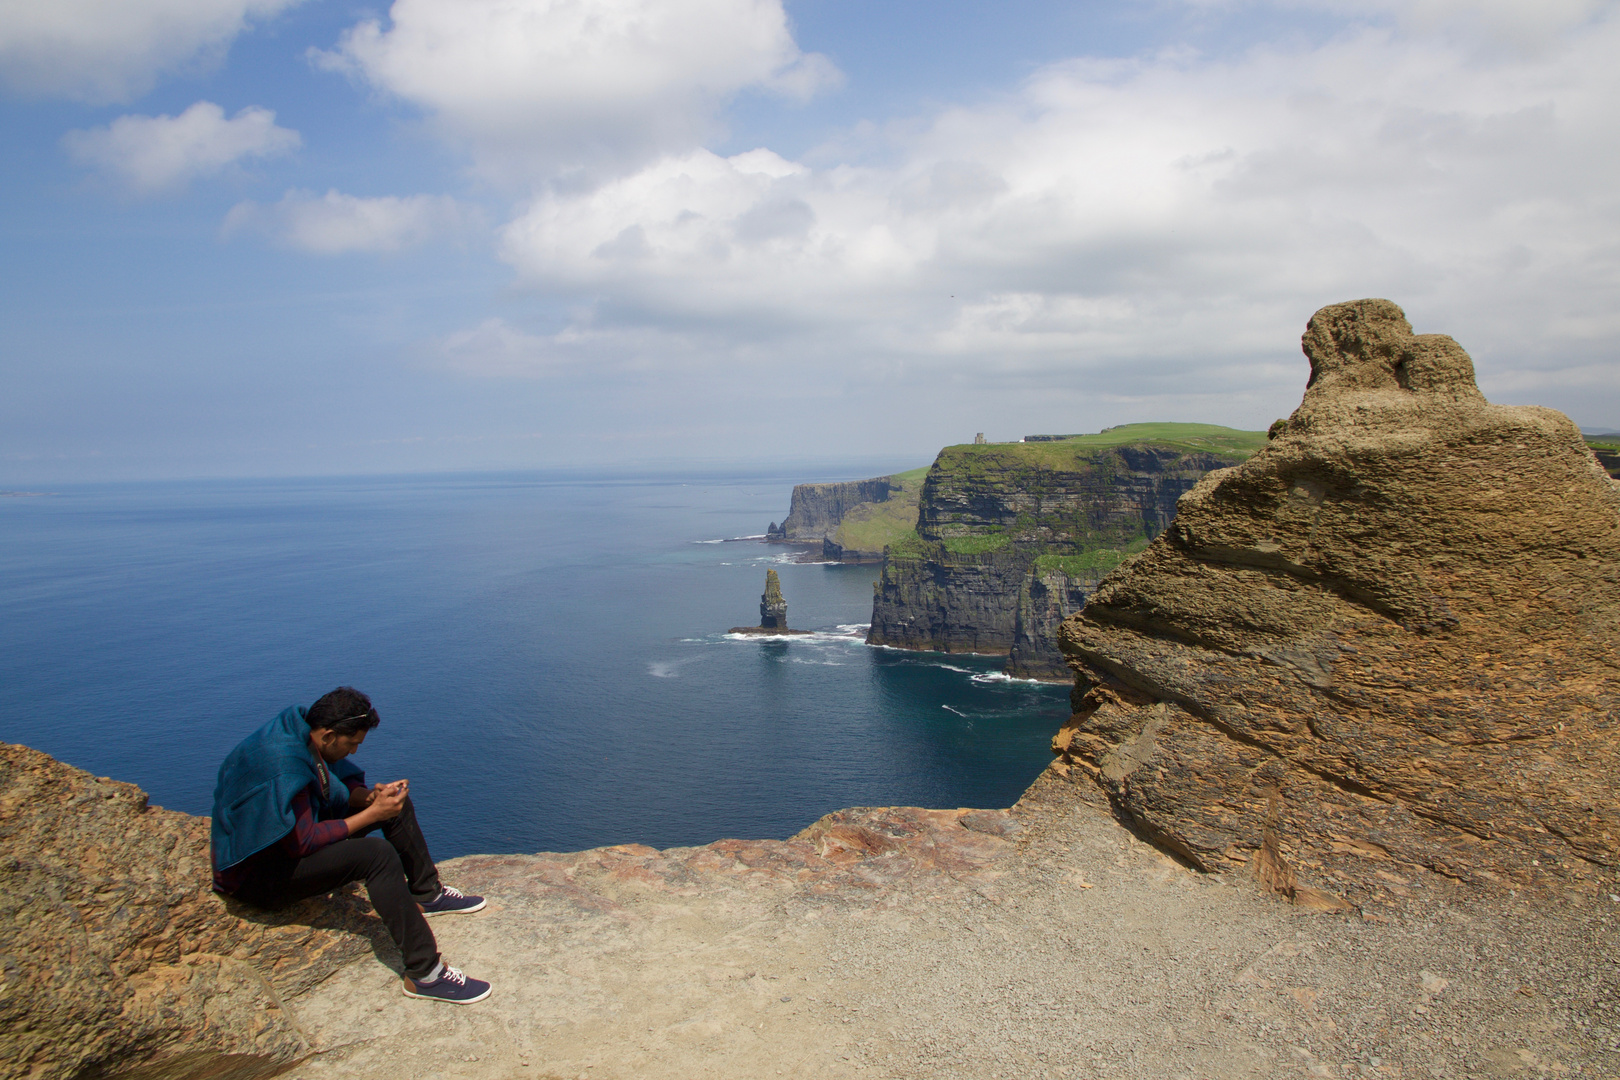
63, 101, 299, 194
1252, 0, 1616, 44
317, 0, 840, 181
0, 0, 306, 103
223, 188, 471, 254
489, 12, 1620, 425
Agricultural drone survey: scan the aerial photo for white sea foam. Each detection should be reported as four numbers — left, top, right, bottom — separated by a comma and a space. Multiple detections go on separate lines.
970, 671, 1045, 685
648, 661, 680, 678
942, 705, 968, 716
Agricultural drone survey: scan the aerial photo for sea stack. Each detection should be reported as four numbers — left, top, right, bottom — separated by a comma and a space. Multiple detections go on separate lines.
730, 568, 811, 635
760, 569, 788, 629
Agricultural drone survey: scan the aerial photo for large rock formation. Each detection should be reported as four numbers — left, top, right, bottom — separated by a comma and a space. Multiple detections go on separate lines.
0, 742, 381, 1080
1054, 299, 1620, 907
868, 430, 1259, 677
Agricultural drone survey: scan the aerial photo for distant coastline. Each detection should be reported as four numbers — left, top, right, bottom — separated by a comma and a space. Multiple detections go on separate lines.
0, 491, 49, 497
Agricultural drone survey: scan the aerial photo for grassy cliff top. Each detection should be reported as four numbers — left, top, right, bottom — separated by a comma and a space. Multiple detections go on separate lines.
936, 423, 1268, 470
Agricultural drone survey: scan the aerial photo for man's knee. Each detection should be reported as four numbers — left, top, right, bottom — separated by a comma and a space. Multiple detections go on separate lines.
350, 835, 403, 876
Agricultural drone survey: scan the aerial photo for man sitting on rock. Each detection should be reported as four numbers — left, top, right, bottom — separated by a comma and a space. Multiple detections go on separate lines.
211, 686, 492, 1005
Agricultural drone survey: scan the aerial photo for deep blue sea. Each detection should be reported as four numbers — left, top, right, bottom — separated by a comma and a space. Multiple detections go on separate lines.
0, 470, 1070, 860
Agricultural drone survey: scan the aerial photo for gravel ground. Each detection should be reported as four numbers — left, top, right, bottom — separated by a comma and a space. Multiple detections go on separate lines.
814, 775, 1620, 1080
284, 770, 1620, 1080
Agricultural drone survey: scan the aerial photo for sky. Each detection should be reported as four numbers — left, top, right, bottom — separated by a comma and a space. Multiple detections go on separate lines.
2, 0, 1618, 483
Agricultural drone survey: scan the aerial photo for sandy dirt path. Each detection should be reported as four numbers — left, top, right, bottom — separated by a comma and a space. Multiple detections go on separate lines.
283, 770, 1620, 1080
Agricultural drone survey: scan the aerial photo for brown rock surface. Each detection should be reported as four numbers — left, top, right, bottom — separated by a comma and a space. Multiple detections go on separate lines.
1055, 298, 1620, 907
7, 739, 1619, 1079
0, 742, 381, 1080
282, 768, 1620, 1080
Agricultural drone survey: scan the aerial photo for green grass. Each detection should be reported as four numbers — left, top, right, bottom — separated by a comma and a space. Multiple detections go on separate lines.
834, 495, 921, 554
941, 422, 1268, 467
884, 529, 929, 559
941, 533, 1011, 555
828, 465, 929, 554
1034, 536, 1151, 578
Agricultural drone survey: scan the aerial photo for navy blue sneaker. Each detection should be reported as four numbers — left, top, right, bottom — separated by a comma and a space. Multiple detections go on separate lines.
420, 884, 486, 916
402, 964, 492, 1005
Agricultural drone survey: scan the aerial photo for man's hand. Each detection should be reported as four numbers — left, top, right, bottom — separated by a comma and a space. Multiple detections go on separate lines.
345, 779, 409, 833
370, 780, 409, 820
348, 778, 408, 810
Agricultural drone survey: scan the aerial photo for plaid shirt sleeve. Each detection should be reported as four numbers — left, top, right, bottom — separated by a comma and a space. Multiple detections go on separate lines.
278, 787, 349, 857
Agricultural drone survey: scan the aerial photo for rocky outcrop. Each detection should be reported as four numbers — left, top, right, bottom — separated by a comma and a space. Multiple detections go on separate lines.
0, 742, 381, 1080
777, 479, 900, 543
729, 569, 810, 636
761, 568, 789, 629
867, 432, 1255, 671
1054, 299, 1620, 908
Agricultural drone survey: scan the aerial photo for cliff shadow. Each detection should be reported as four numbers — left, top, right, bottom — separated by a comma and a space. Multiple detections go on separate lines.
220, 883, 403, 975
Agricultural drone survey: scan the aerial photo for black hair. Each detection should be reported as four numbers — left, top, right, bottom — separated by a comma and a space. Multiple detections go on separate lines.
306, 686, 381, 736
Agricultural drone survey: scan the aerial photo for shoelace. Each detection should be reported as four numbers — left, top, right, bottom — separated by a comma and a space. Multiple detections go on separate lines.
440, 885, 467, 900
440, 966, 468, 987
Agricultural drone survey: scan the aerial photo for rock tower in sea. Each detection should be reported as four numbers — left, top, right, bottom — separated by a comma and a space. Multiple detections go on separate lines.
760, 568, 788, 630
730, 568, 807, 635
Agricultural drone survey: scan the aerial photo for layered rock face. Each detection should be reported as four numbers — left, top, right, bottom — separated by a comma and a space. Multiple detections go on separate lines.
1055, 299, 1620, 905
778, 478, 900, 543
868, 441, 1246, 673
1006, 567, 1092, 679
0, 742, 380, 1080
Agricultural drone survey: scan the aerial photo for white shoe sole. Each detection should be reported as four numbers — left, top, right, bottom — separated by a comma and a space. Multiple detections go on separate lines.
421, 897, 486, 916
401, 981, 493, 1005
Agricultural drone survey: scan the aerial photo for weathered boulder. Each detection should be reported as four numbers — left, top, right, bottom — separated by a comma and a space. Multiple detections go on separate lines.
1054, 299, 1620, 907
0, 742, 382, 1080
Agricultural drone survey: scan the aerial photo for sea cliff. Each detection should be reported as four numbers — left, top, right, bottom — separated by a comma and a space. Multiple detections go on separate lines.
867, 426, 1263, 678
770, 469, 928, 561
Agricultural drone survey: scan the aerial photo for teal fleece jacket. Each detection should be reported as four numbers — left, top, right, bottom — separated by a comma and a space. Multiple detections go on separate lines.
211, 705, 363, 872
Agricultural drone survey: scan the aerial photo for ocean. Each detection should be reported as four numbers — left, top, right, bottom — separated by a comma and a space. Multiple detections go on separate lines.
0, 469, 1071, 860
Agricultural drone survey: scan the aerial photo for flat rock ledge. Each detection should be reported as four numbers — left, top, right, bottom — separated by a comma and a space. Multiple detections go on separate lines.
6, 742, 1619, 1080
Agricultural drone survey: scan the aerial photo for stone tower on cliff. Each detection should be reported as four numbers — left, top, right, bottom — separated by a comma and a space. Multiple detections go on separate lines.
759, 569, 788, 630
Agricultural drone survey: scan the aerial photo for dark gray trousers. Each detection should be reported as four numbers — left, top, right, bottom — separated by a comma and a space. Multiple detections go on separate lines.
234, 796, 443, 980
